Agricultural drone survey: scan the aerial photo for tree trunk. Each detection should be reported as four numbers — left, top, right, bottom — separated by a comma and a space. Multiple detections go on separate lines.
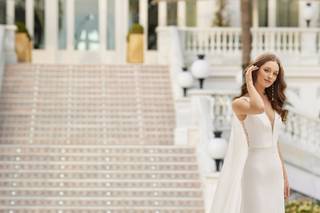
240, 0, 252, 72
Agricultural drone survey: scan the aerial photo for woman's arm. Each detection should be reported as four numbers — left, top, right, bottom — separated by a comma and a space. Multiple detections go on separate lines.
277, 142, 288, 177
278, 142, 290, 200
232, 65, 265, 115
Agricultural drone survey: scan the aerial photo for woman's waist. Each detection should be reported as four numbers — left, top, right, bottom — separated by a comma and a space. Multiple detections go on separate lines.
248, 145, 278, 151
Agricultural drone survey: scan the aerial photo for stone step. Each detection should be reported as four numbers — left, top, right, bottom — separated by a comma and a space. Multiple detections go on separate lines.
0, 145, 195, 154
0, 139, 175, 146
0, 179, 201, 188
0, 64, 204, 211
0, 155, 196, 163
0, 207, 204, 213
0, 188, 203, 197
0, 171, 199, 180
0, 197, 204, 207
0, 162, 197, 169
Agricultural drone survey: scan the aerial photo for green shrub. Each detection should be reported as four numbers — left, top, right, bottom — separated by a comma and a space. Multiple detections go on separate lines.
285, 199, 320, 213
129, 23, 144, 34
126, 23, 144, 42
15, 21, 31, 41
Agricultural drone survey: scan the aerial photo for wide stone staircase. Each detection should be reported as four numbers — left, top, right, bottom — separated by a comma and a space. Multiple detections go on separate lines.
0, 64, 205, 212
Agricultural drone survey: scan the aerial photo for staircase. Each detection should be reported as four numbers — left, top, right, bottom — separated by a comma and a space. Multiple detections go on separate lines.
0, 64, 205, 212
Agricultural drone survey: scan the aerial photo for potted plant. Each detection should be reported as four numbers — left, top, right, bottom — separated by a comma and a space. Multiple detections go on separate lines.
15, 21, 32, 62
127, 23, 144, 63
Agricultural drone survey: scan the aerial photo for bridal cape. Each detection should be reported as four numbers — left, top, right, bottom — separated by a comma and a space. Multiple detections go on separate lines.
209, 112, 248, 213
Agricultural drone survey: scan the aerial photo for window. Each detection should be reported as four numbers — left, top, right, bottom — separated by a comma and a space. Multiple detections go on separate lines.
147, 0, 158, 50
107, 0, 115, 50
58, 0, 67, 49
74, 0, 99, 50
129, 0, 139, 29
0, 0, 6, 24
15, 0, 26, 24
34, 0, 45, 49
167, 2, 177, 26
276, 0, 298, 27
258, 0, 268, 27
186, 0, 196, 27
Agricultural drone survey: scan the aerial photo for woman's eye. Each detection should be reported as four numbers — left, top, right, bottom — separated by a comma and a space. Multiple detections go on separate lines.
264, 69, 270, 72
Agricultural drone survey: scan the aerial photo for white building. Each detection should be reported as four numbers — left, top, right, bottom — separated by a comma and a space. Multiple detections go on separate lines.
1, 0, 320, 64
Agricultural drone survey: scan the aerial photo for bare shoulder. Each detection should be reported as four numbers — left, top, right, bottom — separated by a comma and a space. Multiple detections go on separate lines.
232, 96, 250, 121
232, 96, 250, 111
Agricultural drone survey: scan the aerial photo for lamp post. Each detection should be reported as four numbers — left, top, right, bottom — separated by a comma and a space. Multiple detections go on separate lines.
303, 2, 314, 28
177, 67, 194, 97
191, 54, 210, 89
207, 130, 228, 172
300, 1, 317, 65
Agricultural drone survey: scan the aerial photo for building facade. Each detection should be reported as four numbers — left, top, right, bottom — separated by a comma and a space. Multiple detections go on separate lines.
1, 0, 320, 64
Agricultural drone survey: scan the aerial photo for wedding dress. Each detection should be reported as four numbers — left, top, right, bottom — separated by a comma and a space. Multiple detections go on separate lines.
210, 97, 285, 213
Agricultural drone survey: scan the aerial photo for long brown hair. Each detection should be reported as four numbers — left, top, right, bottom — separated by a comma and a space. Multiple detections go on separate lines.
234, 53, 288, 122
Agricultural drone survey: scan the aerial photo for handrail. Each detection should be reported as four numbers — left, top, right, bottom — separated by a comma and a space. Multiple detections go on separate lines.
282, 105, 320, 154
0, 24, 17, 94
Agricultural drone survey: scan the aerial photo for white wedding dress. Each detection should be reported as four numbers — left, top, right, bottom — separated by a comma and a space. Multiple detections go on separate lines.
210, 97, 285, 213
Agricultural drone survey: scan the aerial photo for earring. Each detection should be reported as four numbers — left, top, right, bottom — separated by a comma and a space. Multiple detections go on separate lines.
272, 84, 274, 101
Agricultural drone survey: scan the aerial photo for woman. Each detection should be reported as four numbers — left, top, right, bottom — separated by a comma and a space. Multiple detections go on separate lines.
210, 53, 290, 213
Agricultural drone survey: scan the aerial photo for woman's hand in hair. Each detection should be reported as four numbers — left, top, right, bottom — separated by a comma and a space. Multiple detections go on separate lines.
245, 65, 259, 85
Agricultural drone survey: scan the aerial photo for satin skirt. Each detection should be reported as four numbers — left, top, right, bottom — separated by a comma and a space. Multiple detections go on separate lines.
240, 146, 285, 213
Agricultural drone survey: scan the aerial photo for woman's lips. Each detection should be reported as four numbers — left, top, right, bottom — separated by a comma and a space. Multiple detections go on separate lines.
265, 79, 271, 83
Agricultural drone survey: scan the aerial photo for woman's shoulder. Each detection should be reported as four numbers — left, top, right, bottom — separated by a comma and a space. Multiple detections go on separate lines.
232, 95, 250, 106
232, 95, 251, 121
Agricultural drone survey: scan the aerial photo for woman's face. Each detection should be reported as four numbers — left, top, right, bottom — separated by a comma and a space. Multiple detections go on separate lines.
256, 61, 279, 88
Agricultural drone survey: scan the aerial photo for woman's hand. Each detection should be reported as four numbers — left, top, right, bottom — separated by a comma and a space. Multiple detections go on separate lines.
244, 65, 259, 85
284, 174, 290, 201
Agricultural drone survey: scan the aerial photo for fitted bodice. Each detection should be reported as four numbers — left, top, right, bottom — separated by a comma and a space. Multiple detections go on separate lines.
241, 111, 283, 149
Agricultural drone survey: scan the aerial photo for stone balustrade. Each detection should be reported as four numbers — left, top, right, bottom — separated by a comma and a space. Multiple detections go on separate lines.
158, 27, 320, 66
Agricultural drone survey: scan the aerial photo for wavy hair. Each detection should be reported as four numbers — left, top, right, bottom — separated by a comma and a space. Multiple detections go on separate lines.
233, 53, 288, 122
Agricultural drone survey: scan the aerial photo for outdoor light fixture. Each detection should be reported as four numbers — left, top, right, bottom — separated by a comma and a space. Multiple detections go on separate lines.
191, 54, 210, 89
177, 67, 194, 97
303, 2, 314, 27
207, 130, 228, 172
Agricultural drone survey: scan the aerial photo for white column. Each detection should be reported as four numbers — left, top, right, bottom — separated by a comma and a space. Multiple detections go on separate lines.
66, 0, 75, 50
268, 0, 276, 27
116, 0, 126, 64
227, 0, 241, 27
6, 0, 15, 25
139, 0, 147, 27
26, 0, 34, 38
139, 0, 147, 54
158, 1, 167, 26
178, 1, 186, 27
45, 0, 58, 51
3, 25, 17, 63
196, 0, 214, 27
99, 0, 107, 51
252, 0, 259, 27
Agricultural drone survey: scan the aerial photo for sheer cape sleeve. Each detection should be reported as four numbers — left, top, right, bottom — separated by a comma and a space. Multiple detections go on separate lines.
209, 112, 248, 213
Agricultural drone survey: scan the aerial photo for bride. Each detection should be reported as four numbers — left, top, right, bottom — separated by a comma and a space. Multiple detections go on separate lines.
210, 53, 290, 213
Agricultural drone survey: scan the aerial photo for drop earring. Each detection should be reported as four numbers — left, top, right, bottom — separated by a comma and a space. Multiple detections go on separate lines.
272, 84, 274, 101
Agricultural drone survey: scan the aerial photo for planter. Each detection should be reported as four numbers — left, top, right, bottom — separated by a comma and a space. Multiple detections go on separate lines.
15, 33, 32, 63
127, 34, 144, 63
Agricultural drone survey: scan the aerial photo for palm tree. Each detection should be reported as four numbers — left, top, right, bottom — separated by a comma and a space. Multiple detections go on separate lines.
240, 0, 252, 71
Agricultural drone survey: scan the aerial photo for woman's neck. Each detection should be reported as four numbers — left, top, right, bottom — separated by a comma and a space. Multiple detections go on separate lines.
254, 82, 266, 97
